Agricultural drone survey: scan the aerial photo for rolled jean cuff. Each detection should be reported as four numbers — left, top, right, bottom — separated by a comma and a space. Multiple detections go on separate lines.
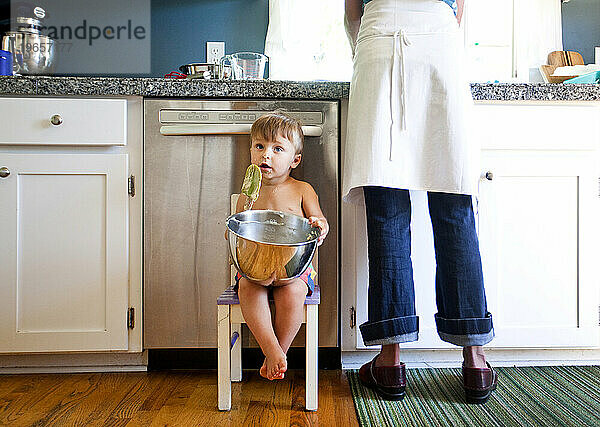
438, 330, 495, 347
359, 315, 419, 346
435, 312, 494, 346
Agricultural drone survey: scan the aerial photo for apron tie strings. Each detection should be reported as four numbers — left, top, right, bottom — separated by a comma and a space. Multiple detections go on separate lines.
389, 30, 411, 161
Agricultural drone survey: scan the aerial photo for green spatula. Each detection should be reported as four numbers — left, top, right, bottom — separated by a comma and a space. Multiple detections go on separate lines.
241, 164, 262, 210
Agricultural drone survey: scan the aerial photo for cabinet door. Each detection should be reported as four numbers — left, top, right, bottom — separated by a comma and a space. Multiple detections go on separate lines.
477, 151, 599, 348
0, 154, 129, 352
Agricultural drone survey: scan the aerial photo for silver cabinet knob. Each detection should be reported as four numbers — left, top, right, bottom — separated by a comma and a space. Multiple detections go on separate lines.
50, 114, 63, 126
485, 171, 494, 181
0, 167, 10, 178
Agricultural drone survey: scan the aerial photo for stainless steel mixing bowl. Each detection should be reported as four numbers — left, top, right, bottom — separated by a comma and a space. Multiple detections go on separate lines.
226, 210, 320, 283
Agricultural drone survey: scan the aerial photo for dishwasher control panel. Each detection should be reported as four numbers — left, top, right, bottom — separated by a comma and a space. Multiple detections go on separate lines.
159, 110, 323, 125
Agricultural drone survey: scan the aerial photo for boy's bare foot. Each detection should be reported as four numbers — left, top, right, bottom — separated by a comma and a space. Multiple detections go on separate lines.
264, 350, 287, 380
260, 359, 284, 379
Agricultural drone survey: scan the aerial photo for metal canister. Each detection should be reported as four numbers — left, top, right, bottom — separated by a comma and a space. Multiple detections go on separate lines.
1, 31, 55, 75
1, 8, 56, 75
178, 63, 231, 80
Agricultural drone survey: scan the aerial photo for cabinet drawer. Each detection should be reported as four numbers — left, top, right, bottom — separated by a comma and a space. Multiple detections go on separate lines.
472, 102, 600, 150
0, 97, 126, 146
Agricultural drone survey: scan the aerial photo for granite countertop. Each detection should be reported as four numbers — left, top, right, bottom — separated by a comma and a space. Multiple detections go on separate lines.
470, 83, 600, 101
1, 76, 600, 101
0, 76, 350, 99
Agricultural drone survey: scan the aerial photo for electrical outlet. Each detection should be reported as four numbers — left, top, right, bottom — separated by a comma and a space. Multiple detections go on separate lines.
207, 41, 225, 64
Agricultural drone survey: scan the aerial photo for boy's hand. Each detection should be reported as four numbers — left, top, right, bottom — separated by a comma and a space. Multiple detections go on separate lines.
308, 216, 329, 246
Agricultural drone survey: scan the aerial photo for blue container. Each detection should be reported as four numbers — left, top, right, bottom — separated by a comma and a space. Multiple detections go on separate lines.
563, 71, 600, 84
0, 50, 12, 76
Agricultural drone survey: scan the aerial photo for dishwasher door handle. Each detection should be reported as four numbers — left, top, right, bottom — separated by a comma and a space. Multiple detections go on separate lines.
159, 124, 323, 137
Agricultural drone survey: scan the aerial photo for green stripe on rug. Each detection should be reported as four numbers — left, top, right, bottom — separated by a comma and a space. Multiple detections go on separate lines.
347, 366, 600, 427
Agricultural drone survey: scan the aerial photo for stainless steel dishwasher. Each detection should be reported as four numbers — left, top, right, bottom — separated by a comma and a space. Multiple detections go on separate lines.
143, 99, 338, 348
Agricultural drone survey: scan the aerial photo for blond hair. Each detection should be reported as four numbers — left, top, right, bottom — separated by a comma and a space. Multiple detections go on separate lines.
250, 111, 304, 154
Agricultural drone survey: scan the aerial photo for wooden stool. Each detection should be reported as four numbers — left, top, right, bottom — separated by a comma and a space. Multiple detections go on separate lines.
217, 285, 320, 411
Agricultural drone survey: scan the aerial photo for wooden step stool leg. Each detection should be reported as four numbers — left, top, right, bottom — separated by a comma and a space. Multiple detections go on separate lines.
218, 305, 231, 411
231, 323, 242, 382
305, 304, 318, 411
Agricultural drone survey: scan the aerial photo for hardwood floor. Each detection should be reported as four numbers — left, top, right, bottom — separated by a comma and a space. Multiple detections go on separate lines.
0, 370, 358, 426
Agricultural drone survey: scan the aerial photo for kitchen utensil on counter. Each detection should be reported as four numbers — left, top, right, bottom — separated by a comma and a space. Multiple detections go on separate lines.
240, 164, 262, 210
164, 70, 187, 79
1, 8, 56, 75
0, 50, 12, 75
220, 52, 268, 80
226, 209, 320, 282
547, 50, 584, 67
178, 62, 231, 79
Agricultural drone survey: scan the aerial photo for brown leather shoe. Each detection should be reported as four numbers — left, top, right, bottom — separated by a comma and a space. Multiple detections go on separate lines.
462, 361, 497, 404
358, 355, 406, 400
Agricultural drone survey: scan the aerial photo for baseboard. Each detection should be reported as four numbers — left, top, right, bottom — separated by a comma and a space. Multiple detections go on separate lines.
342, 349, 600, 369
0, 347, 342, 373
148, 347, 341, 371
0, 365, 148, 374
0, 351, 148, 374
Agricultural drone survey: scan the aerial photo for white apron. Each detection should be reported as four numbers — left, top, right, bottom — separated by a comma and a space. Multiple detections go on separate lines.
343, 0, 478, 205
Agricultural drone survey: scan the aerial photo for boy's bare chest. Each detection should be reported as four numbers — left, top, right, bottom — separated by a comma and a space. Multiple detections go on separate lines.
252, 190, 304, 217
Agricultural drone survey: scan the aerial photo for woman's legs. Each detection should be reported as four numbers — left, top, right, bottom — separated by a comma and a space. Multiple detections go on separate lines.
360, 187, 419, 346
463, 346, 486, 368
427, 191, 494, 367
377, 343, 402, 366
379, 344, 486, 368
370, 191, 493, 364
360, 188, 495, 401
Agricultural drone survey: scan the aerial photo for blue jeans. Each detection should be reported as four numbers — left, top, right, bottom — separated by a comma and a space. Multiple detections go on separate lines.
360, 187, 494, 347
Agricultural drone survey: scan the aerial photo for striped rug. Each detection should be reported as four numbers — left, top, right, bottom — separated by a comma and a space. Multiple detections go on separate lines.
347, 366, 600, 426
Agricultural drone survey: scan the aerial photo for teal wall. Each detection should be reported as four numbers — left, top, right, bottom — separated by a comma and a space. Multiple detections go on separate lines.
562, 0, 600, 64
150, 0, 268, 77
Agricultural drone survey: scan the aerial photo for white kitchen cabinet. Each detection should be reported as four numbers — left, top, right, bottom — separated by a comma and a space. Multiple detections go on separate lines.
0, 154, 129, 351
342, 101, 600, 355
0, 97, 142, 354
477, 150, 599, 348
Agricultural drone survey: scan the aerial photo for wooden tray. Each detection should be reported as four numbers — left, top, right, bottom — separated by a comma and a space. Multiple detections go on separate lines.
539, 65, 578, 83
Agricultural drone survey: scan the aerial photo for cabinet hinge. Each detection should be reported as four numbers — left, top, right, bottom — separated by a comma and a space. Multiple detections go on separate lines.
128, 175, 135, 197
350, 306, 356, 329
128, 307, 135, 329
